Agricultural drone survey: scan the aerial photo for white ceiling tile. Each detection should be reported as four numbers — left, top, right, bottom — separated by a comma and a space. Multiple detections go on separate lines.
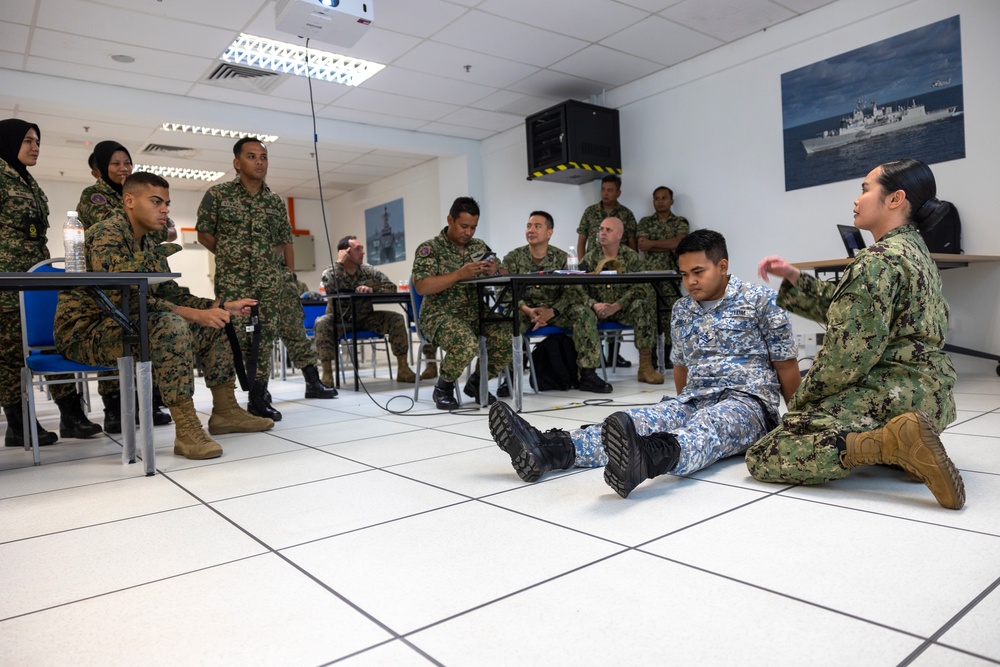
550, 45, 663, 87
335, 88, 460, 122
0, 21, 30, 53
362, 67, 497, 106
187, 83, 315, 116
432, 11, 588, 68
268, 76, 352, 105
435, 107, 523, 132
618, 0, 686, 11
0, 1, 37, 24
477, 0, 648, 42
35, 2, 237, 59
394, 41, 539, 88
25, 56, 195, 97
777, 0, 838, 12
506, 68, 607, 100
417, 122, 495, 140
600, 14, 722, 66
342, 27, 423, 64
371, 148, 438, 161
92, 0, 267, 32
315, 106, 428, 131
662, 0, 796, 42
351, 154, 430, 169
0, 51, 23, 70
470, 90, 559, 117
367, 0, 469, 38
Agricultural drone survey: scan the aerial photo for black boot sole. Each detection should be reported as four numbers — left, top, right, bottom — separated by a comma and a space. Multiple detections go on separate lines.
5, 432, 59, 447
59, 424, 103, 439
248, 405, 282, 422
602, 412, 646, 498
488, 402, 543, 482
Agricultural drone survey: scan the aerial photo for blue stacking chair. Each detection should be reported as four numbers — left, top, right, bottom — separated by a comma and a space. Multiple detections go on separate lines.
19, 259, 117, 464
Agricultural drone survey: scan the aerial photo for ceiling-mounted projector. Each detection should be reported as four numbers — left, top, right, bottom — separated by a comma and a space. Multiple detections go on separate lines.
275, 0, 374, 48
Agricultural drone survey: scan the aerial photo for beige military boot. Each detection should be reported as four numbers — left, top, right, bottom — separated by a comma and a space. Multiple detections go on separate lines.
207, 380, 274, 435
320, 359, 334, 388
168, 399, 223, 460
636, 349, 664, 384
395, 355, 417, 383
842, 411, 965, 509
420, 360, 438, 380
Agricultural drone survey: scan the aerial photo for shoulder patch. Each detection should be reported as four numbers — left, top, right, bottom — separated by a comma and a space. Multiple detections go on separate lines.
418, 246, 431, 257
90, 193, 107, 204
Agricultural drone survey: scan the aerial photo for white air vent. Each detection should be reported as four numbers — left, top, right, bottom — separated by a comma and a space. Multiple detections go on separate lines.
205, 63, 285, 94
141, 144, 197, 159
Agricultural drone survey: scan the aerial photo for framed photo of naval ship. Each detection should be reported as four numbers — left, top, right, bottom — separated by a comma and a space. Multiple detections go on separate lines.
364, 197, 406, 266
781, 15, 964, 192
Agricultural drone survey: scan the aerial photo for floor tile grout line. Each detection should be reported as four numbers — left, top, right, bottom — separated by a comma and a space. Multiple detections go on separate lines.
896, 573, 1000, 666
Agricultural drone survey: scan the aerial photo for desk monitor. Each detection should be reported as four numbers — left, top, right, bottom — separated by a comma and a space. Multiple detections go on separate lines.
837, 224, 866, 258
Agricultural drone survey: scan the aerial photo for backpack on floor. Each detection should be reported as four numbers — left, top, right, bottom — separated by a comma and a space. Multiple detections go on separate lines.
920, 200, 962, 254
531, 334, 579, 391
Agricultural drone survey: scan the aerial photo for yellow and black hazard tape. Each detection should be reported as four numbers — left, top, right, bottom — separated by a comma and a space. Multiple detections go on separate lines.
531, 162, 623, 179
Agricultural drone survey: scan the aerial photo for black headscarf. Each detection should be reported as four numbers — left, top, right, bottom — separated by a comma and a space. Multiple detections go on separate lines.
92, 140, 132, 197
0, 118, 41, 187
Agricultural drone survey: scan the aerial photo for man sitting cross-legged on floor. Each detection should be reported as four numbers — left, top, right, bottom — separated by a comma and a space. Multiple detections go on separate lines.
488, 229, 801, 497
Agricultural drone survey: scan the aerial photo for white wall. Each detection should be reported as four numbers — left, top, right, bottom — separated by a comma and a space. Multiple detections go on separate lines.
478, 0, 1000, 369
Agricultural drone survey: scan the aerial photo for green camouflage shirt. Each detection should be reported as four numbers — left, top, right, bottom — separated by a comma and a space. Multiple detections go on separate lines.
0, 160, 50, 310
501, 244, 584, 313
54, 218, 211, 348
321, 261, 396, 322
196, 178, 293, 300
580, 244, 646, 310
637, 212, 689, 271
412, 227, 493, 323
779, 224, 956, 432
76, 180, 171, 245
577, 202, 637, 251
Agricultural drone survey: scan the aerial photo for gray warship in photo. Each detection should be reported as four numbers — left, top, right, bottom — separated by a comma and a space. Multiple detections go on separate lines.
801, 97, 960, 154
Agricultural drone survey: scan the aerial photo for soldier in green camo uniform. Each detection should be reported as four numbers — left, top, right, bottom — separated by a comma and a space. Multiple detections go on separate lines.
313, 235, 416, 385
196, 137, 335, 422
577, 174, 638, 256
76, 140, 174, 431
749, 158, 965, 510
0, 118, 102, 449
501, 210, 611, 394
580, 217, 663, 385
412, 196, 512, 410
637, 185, 689, 370
54, 172, 274, 460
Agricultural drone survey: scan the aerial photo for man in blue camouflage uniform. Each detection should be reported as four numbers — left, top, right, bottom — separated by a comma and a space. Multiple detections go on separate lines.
501, 211, 610, 394
577, 174, 638, 256
412, 197, 512, 409
489, 230, 802, 498
749, 159, 965, 510
580, 217, 663, 384
197, 137, 335, 422
637, 185, 689, 370
313, 235, 416, 385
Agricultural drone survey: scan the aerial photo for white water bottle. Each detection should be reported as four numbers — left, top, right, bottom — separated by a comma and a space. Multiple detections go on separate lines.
566, 245, 578, 271
63, 211, 86, 273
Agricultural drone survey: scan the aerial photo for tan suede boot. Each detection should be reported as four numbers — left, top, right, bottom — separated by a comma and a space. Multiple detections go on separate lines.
636, 349, 664, 384
395, 355, 417, 383
842, 411, 965, 509
208, 380, 275, 435
420, 360, 438, 380
320, 359, 334, 387
168, 399, 223, 460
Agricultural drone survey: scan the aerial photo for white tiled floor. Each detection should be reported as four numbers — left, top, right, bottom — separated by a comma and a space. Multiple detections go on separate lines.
2, 360, 999, 666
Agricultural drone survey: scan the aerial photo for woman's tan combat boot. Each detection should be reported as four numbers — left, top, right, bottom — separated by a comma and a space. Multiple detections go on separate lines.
168, 399, 223, 460
208, 380, 274, 435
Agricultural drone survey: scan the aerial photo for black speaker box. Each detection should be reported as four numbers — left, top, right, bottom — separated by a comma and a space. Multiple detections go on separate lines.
526, 100, 621, 185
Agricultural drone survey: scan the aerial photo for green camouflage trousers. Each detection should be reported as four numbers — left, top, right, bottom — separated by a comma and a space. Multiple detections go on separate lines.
234, 280, 316, 379
744, 410, 848, 484
0, 306, 76, 407
599, 293, 657, 349
59, 311, 235, 406
524, 302, 601, 369
314, 310, 410, 360
423, 314, 513, 383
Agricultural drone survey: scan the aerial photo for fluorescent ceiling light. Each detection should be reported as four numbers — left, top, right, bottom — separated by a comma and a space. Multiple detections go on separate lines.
161, 123, 278, 143
134, 164, 227, 182
221, 33, 385, 86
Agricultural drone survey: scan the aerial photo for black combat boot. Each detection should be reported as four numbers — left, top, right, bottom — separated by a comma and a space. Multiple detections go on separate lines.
102, 392, 122, 435
248, 379, 282, 421
150, 386, 172, 426
55, 392, 103, 439
302, 364, 337, 399
578, 367, 612, 394
488, 402, 575, 482
4, 403, 58, 447
601, 411, 680, 498
432, 378, 459, 410
462, 371, 497, 405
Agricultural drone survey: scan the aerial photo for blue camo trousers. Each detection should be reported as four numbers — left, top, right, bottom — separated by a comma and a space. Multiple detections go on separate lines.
571, 393, 770, 474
